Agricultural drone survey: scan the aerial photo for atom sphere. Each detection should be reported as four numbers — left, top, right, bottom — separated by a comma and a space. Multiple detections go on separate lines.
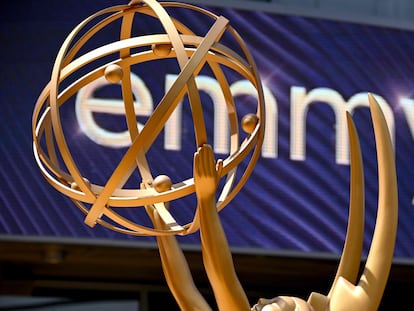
32, 0, 265, 236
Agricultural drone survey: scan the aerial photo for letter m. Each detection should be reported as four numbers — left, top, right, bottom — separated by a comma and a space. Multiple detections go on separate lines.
290, 87, 395, 165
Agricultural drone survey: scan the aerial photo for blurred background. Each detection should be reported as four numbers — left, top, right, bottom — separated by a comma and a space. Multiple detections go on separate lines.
1, 0, 414, 310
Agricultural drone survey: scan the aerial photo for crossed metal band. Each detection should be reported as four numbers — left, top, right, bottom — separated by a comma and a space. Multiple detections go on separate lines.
32, 0, 265, 236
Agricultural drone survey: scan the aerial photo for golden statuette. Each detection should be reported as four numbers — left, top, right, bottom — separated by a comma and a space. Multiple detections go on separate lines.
32, 1, 397, 310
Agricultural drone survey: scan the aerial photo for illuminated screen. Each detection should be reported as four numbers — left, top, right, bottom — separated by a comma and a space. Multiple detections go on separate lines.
1, 0, 414, 259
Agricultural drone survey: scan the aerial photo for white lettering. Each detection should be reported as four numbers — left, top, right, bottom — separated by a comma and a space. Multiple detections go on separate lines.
230, 80, 278, 158
400, 97, 414, 140
164, 75, 278, 157
75, 74, 153, 148
400, 97, 414, 206
164, 74, 229, 153
75, 74, 401, 167
290, 87, 394, 165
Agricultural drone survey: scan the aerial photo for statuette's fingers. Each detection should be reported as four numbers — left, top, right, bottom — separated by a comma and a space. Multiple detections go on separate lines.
194, 144, 221, 200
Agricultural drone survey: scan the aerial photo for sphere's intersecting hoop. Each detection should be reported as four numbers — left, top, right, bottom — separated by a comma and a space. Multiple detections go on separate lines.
32, 0, 265, 236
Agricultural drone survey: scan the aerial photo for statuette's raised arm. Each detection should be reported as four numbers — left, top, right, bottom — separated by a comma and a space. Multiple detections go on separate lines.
194, 144, 250, 311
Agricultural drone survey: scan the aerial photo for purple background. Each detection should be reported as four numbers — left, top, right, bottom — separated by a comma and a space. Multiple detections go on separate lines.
1, 1, 413, 258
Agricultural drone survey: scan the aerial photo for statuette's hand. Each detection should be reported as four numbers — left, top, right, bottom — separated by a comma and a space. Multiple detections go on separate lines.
194, 144, 223, 201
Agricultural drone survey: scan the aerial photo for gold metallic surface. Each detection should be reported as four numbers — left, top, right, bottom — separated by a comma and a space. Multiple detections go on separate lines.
255, 95, 398, 311
32, 1, 397, 310
241, 113, 259, 134
152, 95, 397, 311
32, 0, 265, 236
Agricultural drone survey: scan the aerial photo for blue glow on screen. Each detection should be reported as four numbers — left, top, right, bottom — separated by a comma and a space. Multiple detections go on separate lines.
1, 0, 413, 258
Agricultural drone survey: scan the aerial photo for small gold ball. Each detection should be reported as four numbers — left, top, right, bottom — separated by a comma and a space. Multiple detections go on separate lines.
241, 113, 259, 134
152, 43, 172, 57
104, 64, 123, 83
153, 175, 172, 193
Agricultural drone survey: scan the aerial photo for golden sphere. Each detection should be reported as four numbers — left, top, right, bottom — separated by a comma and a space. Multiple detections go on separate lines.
152, 43, 172, 57
241, 113, 259, 134
104, 64, 123, 83
32, 1, 265, 236
153, 175, 173, 193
